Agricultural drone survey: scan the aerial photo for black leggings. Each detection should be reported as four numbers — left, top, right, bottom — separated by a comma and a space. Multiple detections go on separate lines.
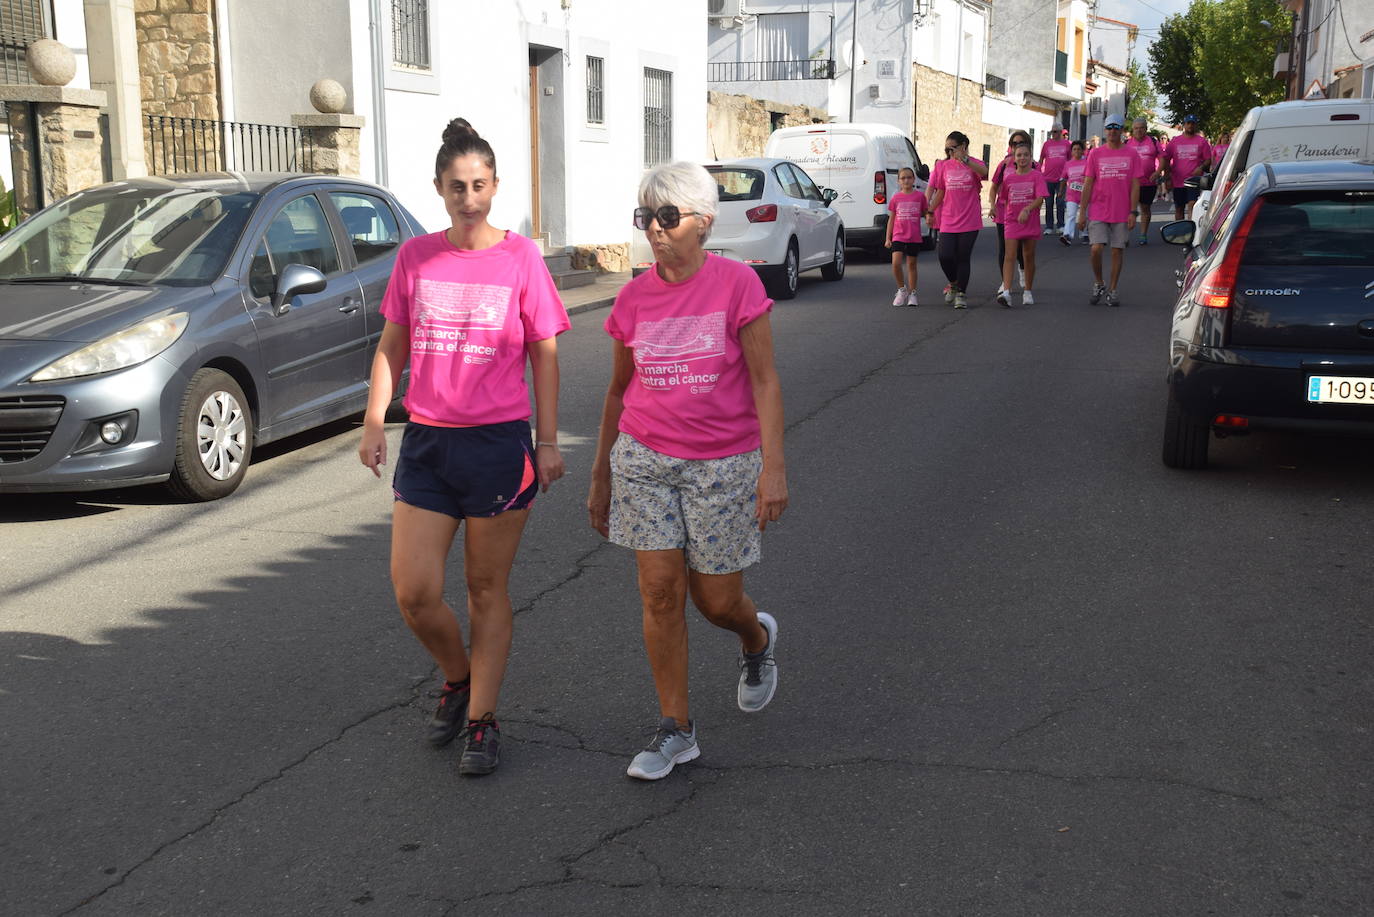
937, 229, 979, 292
995, 223, 1026, 273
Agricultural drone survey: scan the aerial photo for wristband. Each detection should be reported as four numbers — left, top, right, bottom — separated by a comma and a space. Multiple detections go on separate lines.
536, 441, 559, 448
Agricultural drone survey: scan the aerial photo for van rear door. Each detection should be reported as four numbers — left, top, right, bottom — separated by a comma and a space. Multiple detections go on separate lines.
766, 128, 871, 226
1229, 189, 1374, 354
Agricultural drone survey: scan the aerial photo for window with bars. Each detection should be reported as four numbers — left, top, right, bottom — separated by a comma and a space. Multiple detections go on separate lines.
586, 56, 604, 125
391, 0, 430, 70
1, 0, 51, 85
643, 67, 672, 168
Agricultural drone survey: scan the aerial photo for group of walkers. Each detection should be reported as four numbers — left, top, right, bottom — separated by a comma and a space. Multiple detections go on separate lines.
886, 114, 1224, 309
360, 118, 786, 781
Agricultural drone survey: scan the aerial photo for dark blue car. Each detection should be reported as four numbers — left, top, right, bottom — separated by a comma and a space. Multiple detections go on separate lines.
0, 173, 423, 499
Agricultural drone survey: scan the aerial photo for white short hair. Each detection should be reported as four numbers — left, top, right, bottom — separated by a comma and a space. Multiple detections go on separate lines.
639, 161, 718, 243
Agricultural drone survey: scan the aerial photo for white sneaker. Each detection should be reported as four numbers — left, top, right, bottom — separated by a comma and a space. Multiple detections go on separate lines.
1017, 266, 1026, 288
891, 287, 907, 306
1021, 290, 1035, 306
905, 290, 919, 306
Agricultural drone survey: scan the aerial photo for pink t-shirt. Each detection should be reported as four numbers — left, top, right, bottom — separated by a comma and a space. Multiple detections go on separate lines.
1000, 170, 1050, 240
991, 158, 1039, 224
1062, 158, 1088, 203
1126, 136, 1161, 179
888, 190, 928, 243
1083, 145, 1143, 224
1164, 134, 1211, 187
930, 158, 986, 233
1038, 139, 1072, 181
605, 254, 772, 460
1211, 143, 1230, 166
380, 231, 570, 426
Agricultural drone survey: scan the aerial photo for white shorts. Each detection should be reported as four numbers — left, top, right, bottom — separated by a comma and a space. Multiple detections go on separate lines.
608, 434, 762, 575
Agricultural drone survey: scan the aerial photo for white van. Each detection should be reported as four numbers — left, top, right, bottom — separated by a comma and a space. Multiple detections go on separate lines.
1196, 98, 1373, 235
764, 122, 929, 252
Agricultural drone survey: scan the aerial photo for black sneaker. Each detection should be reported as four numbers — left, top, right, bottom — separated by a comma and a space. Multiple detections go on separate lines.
426, 680, 469, 747
459, 714, 500, 776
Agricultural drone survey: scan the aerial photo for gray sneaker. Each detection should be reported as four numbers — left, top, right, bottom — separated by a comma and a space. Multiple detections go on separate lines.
626, 717, 699, 780
1105, 289, 1121, 307
1089, 282, 1105, 305
737, 611, 779, 713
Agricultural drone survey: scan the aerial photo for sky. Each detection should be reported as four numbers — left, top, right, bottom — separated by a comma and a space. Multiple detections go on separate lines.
1094, 0, 1193, 61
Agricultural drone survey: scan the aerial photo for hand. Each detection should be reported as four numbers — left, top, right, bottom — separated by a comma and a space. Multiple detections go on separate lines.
1076, 213, 1087, 230
1020, 206, 1032, 223
358, 425, 387, 478
587, 474, 611, 538
1127, 213, 1137, 231
755, 466, 788, 532
535, 443, 564, 492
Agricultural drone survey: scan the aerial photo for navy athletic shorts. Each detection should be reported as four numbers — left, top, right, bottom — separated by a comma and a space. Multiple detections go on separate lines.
393, 419, 538, 519
1173, 185, 1200, 205
889, 240, 922, 256
1139, 183, 1157, 206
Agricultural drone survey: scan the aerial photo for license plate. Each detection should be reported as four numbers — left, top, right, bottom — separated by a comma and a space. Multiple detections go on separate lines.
706, 249, 724, 256
1307, 375, 1374, 404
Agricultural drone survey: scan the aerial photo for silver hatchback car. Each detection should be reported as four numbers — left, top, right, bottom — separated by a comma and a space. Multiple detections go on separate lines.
0, 173, 423, 500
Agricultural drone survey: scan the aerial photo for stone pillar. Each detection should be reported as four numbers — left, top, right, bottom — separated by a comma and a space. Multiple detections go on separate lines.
83, 0, 149, 179
0, 86, 110, 215
290, 114, 365, 176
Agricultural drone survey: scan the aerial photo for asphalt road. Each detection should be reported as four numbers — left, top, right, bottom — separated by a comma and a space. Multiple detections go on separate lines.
4, 217, 1373, 916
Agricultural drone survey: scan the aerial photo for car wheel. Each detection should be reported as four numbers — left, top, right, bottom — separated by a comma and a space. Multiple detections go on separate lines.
166, 368, 254, 501
768, 241, 799, 300
820, 232, 845, 281
1162, 385, 1209, 469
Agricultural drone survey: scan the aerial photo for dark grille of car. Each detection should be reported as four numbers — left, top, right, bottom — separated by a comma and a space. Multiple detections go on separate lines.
0, 396, 65, 463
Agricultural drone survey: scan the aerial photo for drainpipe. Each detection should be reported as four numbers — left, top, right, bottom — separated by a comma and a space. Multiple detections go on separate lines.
849, 0, 857, 121
954, 0, 965, 109
368, 0, 389, 186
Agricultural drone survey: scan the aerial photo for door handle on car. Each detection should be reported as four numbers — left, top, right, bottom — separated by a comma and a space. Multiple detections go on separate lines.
338, 297, 359, 314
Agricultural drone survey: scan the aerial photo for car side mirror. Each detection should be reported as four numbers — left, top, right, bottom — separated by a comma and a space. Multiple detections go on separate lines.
916, 163, 930, 182
1199, 173, 1213, 191
822, 188, 839, 205
271, 263, 327, 316
1159, 220, 1196, 247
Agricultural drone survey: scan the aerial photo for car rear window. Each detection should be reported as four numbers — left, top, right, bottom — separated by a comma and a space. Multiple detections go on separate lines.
1241, 190, 1374, 267
706, 168, 765, 202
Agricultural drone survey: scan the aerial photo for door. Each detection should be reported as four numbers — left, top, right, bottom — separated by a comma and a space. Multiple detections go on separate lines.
326, 190, 405, 366
247, 193, 366, 430
529, 56, 541, 242
777, 163, 824, 267
787, 163, 835, 266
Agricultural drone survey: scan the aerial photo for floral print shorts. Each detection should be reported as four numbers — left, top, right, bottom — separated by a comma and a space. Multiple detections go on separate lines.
609, 435, 762, 574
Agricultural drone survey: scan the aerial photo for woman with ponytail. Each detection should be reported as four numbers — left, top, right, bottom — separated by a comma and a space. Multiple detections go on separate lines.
925, 131, 988, 309
358, 118, 570, 776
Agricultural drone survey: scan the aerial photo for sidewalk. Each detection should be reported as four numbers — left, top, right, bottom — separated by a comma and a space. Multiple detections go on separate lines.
562, 271, 632, 317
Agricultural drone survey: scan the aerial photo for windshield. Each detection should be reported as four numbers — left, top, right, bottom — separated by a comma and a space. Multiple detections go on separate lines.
0, 183, 259, 286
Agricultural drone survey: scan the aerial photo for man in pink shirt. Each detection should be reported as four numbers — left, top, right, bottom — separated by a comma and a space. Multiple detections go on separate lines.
1038, 127, 1072, 235
1076, 115, 1142, 307
1162, 114, 1212, 220
1126, 118, 1164, 245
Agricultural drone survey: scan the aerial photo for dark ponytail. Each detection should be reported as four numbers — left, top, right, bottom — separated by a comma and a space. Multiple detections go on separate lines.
435, 118, 497, 180
946, 130, 970, 151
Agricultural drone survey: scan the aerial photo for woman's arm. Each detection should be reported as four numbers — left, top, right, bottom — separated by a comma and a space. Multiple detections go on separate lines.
740, 315, 787, 531
926, 187, 944, 216
965, 157, 989, 179
358, 320, 409, 476
527, 336, 564, 491
587, 341, 636, 537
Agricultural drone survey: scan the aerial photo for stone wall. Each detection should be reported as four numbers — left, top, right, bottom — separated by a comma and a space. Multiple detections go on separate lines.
707, 91, 830, 160
136, 0, 219, 120
571, 242, 629, 274
912, 63, 1004, 170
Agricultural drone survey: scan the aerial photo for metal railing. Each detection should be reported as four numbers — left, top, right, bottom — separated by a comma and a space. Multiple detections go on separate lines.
391, 0, 429, 70
0, 0, 49, 84
1055, 50, 1069, 85
708, 59, 836, 82
146, 115, 313, 175
643, 67, 672, 168
985, 73, 1007, 95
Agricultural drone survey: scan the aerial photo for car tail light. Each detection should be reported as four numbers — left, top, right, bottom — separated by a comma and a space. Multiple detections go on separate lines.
1213, 414, 1249, 429
1193, 198, 1265, 309
873, 171, 887, 204
746, 204, 778, 223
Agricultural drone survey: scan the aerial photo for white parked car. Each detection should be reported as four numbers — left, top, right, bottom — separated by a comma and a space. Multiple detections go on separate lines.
631, 158, 845, 299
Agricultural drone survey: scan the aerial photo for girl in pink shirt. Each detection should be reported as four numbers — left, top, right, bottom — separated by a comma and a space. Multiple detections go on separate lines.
988, 129, 1032, 299
358, 118, 570, 776
885, 167, 928, 306
996, 142, 1048, 307
588, 161, 787, 780
925, 131, 988, 308
1059, 140, 1089, 245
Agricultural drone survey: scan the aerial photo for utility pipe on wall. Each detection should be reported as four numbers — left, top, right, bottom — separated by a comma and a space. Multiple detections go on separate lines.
368, 0, 389, 186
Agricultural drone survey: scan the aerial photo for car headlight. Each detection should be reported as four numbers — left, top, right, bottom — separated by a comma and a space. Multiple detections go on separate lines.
30, 313, 189, 382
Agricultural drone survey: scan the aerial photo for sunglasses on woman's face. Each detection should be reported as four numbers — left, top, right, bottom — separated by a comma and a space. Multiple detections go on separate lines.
633, 205, 700, 230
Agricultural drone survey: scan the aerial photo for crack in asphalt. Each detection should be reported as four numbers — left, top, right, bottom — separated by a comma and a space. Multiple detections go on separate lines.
991, 707, 1075, 750
511, 542, 613, 619
58, 677, 429, 916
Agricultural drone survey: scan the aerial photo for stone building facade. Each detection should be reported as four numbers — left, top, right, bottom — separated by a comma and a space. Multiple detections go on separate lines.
707, 91, 830, 160
135, 0, 220, 120
912, 63, 1004, 170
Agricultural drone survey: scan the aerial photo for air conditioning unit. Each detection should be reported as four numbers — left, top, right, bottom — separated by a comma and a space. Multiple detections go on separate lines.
708, 0, 745, 19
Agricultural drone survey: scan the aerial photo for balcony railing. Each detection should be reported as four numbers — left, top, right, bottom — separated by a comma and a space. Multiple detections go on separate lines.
1054, 50, 1069, 85
708, 59, 836, 82
985, 73, 1007, 95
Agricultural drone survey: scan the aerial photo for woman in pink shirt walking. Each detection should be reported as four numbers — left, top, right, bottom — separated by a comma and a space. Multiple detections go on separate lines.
926, 131, 989, 309
587, 161, 788, 780
358, 119, 570, 776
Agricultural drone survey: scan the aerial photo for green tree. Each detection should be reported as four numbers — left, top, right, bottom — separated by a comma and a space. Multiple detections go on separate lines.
1125, 58, 1158, 124
1148, 5, 1212, 126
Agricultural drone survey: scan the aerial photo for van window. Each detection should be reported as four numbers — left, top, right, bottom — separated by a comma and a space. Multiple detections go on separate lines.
706, 167, 764, 202
879, 136, 913, 169
1241, 191, 1374, 267
769, 131, 869, 176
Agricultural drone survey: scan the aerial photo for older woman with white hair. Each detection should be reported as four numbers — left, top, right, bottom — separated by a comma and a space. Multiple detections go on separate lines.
587, 160, 789, 781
